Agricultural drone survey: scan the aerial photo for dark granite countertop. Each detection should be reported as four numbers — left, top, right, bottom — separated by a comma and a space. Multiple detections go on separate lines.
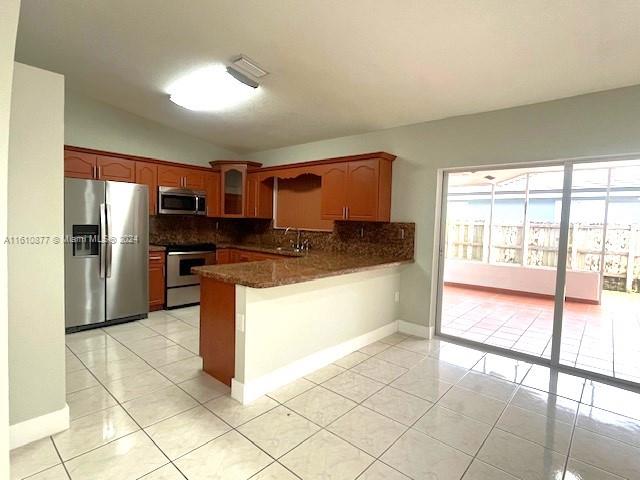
192, 250, 412, 288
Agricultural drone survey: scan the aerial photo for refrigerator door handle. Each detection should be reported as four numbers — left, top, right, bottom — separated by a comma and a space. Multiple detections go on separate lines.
99, 203, 107, 278
106, 203, 113, 278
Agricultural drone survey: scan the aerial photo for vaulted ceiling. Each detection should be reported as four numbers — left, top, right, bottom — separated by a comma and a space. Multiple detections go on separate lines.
15, 0, 640, 153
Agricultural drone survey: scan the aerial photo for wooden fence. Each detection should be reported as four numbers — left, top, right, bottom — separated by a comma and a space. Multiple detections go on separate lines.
446, 221, 640, 292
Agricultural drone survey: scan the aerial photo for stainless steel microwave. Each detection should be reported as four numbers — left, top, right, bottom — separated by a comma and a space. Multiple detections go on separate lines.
158, 186, 207, 215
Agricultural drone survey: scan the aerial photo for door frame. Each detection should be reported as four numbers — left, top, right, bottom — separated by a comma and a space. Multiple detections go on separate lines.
432, 153, 640, 392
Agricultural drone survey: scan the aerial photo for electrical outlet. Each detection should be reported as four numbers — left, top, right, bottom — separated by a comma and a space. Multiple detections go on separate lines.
237, 313, 245, 332
394, 291, 400, 303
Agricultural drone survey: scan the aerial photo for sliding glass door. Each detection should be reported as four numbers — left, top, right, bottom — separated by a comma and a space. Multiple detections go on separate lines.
437, 157, 640, 388
439, 166, 563, 359
561, 160, 640, 383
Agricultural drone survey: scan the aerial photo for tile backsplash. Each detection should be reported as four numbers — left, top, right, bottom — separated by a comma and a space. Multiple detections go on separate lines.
150, 216, 414, 259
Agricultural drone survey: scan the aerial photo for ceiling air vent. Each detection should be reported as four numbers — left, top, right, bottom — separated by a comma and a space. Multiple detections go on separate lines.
231, 55, 269, 79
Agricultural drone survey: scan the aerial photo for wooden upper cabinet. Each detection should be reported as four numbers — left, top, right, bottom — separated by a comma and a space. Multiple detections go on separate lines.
96, 156, 136, 182
64, 150, 136, 183
183, 169, 206, 190
220, 165, 247, 217
157, 165, 207, 190
135, 162, 158, 215
64, 150, 96, 179
320, 163, 348, 220
345, 159, 379, 221
246, 173, 273, 219
320, 156, 392, 222
157, 165, 185, 188
206, 172, 221, 217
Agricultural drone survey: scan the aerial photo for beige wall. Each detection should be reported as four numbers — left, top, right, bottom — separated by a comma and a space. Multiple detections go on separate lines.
1, 0, 20, 472
65, 89, 238, 166
8, 64, 66, 431
245, 85, 640, 328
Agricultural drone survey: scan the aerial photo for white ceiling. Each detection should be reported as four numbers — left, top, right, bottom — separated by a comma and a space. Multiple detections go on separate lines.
15, 0, 640, 153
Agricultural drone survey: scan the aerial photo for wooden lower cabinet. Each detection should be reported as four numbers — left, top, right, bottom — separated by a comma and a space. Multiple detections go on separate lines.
149, 251, 166, 311
216, 248, 285, 265
216, 249, 232, 265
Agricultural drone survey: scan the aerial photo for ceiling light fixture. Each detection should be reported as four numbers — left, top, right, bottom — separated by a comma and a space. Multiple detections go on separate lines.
168, 64, 260, 111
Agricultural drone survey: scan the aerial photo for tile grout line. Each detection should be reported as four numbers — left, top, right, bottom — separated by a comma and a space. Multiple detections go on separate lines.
64, 334, 190, 479
560, 391, 582, 480
356, 350, 490, 478
98, 313, 305, 478
64, 313, 221, 479
61, 315, 637, 480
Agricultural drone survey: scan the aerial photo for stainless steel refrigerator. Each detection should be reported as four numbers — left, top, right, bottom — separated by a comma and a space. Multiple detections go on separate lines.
65, 178, 149, 332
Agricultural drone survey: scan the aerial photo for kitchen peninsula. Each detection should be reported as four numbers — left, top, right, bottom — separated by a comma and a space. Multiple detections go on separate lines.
192, 224, 414, 404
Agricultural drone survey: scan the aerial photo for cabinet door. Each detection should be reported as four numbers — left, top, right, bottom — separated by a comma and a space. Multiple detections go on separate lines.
184, 168, 206, 190
236, 251, 253, 263
320, 163, 348, 220
246, 174, 258, 218
158, 165, 185, 188
206, 172, 221, 217
97, 156, 136, 182
256, 176, 274, 219
149, 253, 165, 311
216, 249, 231, 264
135, 162, 158, 215
221, 165, 247, 217
346, 159, 379, 221
64, 151, 96, 179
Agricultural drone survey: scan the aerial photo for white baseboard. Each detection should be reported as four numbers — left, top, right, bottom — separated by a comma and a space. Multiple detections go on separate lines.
231, 320, 399, 404
10, 404, 69, 449
398, 320, 430, 338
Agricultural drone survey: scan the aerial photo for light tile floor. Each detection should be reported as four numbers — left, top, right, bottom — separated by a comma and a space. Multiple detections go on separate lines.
10, 306, 640, 479
442, 285, 640, 383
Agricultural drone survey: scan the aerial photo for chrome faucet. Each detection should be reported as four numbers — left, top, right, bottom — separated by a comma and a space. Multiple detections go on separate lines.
283, 227, 307, 252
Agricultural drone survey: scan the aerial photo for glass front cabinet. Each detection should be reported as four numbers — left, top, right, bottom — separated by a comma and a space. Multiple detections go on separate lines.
209, 161, 264, 218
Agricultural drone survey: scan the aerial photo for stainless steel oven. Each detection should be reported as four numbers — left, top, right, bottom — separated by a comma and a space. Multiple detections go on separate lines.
166, 244, 216, 308
158, 186, 207, 215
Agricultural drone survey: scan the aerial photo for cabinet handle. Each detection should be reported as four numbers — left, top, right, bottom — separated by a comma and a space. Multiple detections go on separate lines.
97, 165, 101, 179
93, 165, 97, 179
346, 206, 349, 219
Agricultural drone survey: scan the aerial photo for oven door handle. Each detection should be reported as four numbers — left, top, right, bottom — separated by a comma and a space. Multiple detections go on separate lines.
167, 251, 216, 256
